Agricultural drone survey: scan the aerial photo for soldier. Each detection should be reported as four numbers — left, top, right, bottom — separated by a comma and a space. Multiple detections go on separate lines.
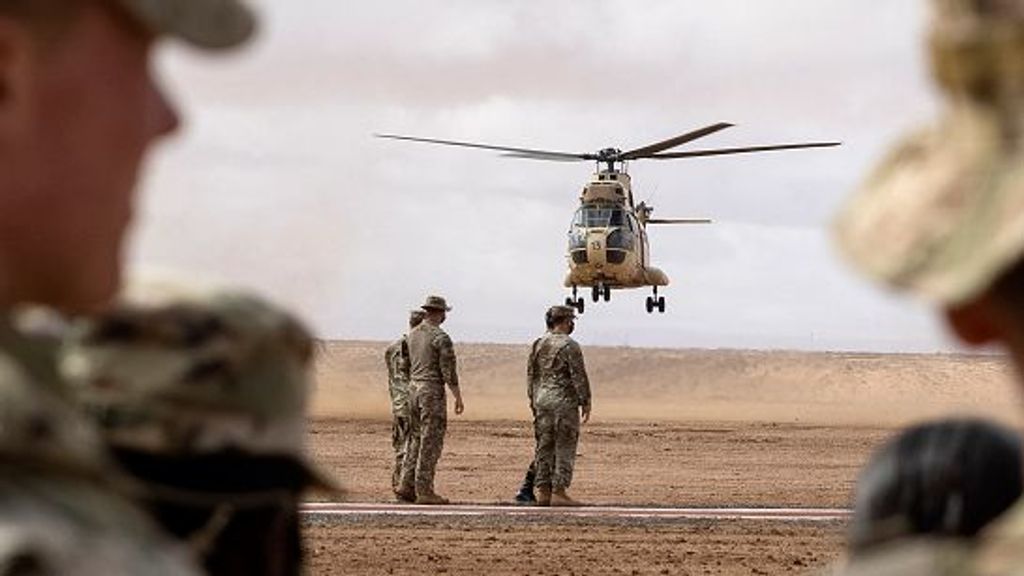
528, 305, 591, 507
0, 0, 253, 571
834, 0, 1024, 572
396, 295, 464, 505
384, 309, 426, 491
60, 289, 340, 576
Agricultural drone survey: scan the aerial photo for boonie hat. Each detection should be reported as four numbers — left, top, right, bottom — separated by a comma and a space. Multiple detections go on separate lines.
421, 295, 452, 312
115, 0, 256, 50
834, 0, 1024, 305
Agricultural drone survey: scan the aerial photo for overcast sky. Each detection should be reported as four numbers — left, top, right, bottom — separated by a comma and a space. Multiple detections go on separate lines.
129, 0, 965, 352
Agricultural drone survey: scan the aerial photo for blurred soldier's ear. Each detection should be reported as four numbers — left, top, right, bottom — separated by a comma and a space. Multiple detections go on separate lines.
945, 298, 1001, 346
0, 17, 32, 143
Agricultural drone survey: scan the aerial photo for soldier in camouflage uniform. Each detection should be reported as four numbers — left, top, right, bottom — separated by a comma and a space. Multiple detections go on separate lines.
384, 309, 426, 491
528, 305, 591, 507
60, 287, 339, 576
0, 0, 253, 572
396, 295, 465, 505
834, 0, 1024, 573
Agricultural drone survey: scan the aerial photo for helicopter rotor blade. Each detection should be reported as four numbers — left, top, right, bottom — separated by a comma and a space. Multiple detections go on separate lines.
646, 218, 713, 224
375, 133, 587, 161
501, 152, 588, 162
646, 141, 841, 160
620, 123, 734, 160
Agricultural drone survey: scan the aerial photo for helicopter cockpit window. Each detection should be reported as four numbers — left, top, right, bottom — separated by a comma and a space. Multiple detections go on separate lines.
576, 206, 626, 228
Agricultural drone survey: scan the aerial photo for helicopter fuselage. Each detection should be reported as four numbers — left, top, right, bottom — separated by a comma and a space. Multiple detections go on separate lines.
564, 171, 670, 291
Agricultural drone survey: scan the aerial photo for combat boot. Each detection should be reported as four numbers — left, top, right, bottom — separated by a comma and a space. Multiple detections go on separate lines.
394, 487, 416, 503
514, 469, 537, 505
550, 488, 582, 507
514, 486, 536, 506
535, 486, 552, 507
415, 492, 450, 505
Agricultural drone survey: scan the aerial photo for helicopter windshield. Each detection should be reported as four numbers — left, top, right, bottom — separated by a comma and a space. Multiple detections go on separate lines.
574, 206, 625, 228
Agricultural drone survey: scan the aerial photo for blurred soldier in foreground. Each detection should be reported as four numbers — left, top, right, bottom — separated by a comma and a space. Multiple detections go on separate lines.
0, 0, 253, 572
835, 0, 1024, 572
396, 295, 464, 505
528, 305, 591, 506
848, 418, 1022, 556
384, 309, 426, 491
60, 289, 339, 576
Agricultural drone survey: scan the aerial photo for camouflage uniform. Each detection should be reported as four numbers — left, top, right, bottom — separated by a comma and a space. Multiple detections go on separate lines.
529, 331, 591, 492
833, 0, 1024, 573
0, 312, 201, 575
398, 316, 459, 499
384, 336, 412, 489
59, 288, 339, 576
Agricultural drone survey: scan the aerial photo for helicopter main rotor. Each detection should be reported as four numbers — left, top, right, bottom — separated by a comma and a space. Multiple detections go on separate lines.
376, 122, 840, 172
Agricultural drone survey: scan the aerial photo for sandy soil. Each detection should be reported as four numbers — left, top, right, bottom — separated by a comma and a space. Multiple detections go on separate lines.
305, 341, 1020, 575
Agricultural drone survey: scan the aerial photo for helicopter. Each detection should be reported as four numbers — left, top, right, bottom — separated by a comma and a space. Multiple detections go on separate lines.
376, 123, 839, 314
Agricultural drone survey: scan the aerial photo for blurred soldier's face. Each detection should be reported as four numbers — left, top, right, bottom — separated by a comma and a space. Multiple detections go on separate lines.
0, 3, 179, 312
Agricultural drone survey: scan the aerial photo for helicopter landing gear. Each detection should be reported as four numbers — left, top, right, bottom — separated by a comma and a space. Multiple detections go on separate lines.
591, 284, 612, 303
566, 286, 585, 314
646, 287, 666, 314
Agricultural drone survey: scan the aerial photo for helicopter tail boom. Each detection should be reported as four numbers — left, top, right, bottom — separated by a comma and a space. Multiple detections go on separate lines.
646, 218, 713, 224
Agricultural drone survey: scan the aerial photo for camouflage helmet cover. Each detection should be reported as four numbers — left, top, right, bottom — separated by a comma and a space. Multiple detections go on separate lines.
59, 289, 338, 490
409, 309, 426, 327
546, 305, 577, 325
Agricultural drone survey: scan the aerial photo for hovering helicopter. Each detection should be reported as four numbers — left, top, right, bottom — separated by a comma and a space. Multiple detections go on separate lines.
377, 123, 839, 314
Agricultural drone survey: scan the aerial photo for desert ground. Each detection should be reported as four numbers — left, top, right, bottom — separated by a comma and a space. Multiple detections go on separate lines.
305, 341, 1020, 575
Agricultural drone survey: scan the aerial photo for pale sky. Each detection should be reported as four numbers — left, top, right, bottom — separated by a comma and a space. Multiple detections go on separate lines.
129, 0, 965, 352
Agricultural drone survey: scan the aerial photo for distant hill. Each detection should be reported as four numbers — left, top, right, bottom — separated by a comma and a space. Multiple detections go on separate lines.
313, 340, 1018, 426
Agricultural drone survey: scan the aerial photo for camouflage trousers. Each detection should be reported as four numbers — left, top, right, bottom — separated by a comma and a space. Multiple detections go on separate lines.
398, 382, 447, 496
533, 406, 580, 491
391, 415, 410, 490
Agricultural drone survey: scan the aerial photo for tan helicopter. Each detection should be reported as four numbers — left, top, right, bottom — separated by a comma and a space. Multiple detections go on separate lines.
377, 123, 839, 314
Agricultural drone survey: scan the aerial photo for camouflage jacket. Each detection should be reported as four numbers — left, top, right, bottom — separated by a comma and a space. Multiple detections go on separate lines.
407, 321, 458, 392
0, 311, 201, 575
384, 336, 411, 417
836, 499, 1024, 575
527, 332, 590, 413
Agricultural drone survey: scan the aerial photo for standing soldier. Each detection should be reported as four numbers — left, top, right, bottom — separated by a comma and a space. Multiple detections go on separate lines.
396, 295, 464, 505
529, 305, 591, 506
835, 0, 1024, 572
384, 309, 425, 492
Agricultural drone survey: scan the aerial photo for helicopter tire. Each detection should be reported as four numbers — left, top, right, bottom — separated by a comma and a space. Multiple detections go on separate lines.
575, 298, 585, 315
645, 296, 654, 314
603, 285, 611, 302
591, 285, 600, 303
565, 297, 574, 308
657, 296, 666, 313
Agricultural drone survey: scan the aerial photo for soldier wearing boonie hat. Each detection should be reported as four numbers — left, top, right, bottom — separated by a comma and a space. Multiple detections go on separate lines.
835, 0, 1024, 574
396, 295, 465, 505
0, 0, 258, 573
384, 309, 426, 491
60, 288, 340, 576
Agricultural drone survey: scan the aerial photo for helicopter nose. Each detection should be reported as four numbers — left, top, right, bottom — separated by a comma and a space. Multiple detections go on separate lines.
586, 230, 607, 268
